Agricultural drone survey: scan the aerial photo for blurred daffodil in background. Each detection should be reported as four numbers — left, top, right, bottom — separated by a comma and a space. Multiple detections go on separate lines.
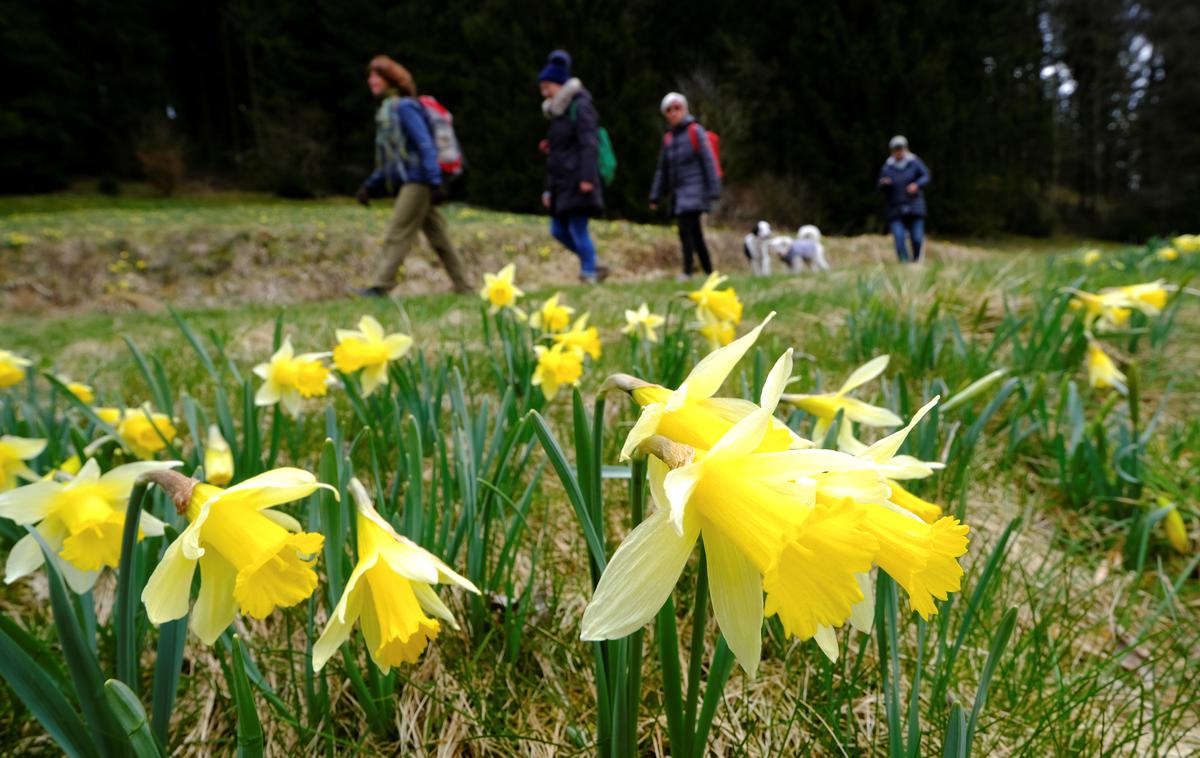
480, 263, 524, 314
781, 355, 903, 449
254, 337, 333, 415
621, 302, 665, 342
0, 436, 46, 491
530, 292, 574, 333
333, 315, 413, 396
532, 343, 583, 401
552, 313, 602, 361
0, 350, 31, 388
95, 404, 179, 459
1086, 341, 1126, 392
313, 479, 478, 673
204, 425, 234, 486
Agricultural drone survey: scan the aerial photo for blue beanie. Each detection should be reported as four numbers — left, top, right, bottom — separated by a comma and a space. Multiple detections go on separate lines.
538, 49, 571, 84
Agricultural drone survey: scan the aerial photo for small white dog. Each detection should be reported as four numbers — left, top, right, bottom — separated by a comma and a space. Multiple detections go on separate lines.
743, 221, 774, 275
779, 224, 829, 272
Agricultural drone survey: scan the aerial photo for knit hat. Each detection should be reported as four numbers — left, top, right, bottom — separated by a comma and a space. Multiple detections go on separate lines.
660, 92, 688, 115
889, 135, 909, 150
538, 50, 572, 84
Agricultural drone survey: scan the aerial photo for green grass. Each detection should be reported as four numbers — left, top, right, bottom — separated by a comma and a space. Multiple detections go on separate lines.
1, 194, 1198, 755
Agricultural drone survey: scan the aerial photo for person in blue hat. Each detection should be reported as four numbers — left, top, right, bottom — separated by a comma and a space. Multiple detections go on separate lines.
538, 50, 609, 283
877, 135, 931, 263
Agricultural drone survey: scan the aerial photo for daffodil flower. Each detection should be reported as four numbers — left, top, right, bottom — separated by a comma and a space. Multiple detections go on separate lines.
0, 436, 46, 491
1086, 341, 1125, 392
1082, 249, 1101, 266
142, 467, 334, 644
1103, 280, 1171, 315
552, 314, 602, 361
1156, 247, 1179, 262
697, 314, 736, 349
57, 377, 95, 404
253, 337, 333, 415
94, 405, 179, 460
611, 313, 802, 460
622, 303, 665, 343
581, 351, 970, 673
530, 293, 575, 333
1067, 290, 1130, 331
532, 343, 583, 401
687, 272, 743, 325
781, 355, 903, 450
1160, 499, 1189, 554
204, 425, 234, 486
332, 315, 413, 396
846, 397, 947, 523
0, 459, 178, 593
313, 479, 478, 673
1171, 234, 1198, 253
0, 350, 31, 388
480, 263, 524, 314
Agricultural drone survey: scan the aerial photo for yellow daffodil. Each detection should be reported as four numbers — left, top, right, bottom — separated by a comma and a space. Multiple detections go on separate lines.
530, 293, 575, 333
142, 467, 334, 644
95, 404, 179, 460
581, 351, 969, 673
1161, 501, 1189, 554
1086, 341, 1125, 392
622, 303, 665, 343
612, 313, 802, 460
1171, 234, 1198, 253
480, 263, 524, 313
532, 343, 583, 401
1067, 282, 1172, 331
552, 314, 602, 360
58, 377, 95, 404
0, 436, 46, 491
698, 315, 736, 349
333, 316, 413, 396
313, 479, 478, 673
42, 454, 82, 480
204, 426, 234, 486
253, 337, 333, 415
781, 355, 902, 450
1156, 247, 1179, 262
0, 350, 31, 388
0, 459, 178, 593
687, 272, 743, 325
1103, 280, 1170, 315
1082, 249, 1101, 266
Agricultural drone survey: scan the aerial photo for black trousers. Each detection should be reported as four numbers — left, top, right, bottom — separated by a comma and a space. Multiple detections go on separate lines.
677, 211, 713, 275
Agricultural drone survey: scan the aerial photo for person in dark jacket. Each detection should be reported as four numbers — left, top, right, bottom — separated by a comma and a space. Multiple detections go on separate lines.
877, 135, 930, 263
538, 50, 609, 284
650, 92, 722, 279
352, 55, 470, 297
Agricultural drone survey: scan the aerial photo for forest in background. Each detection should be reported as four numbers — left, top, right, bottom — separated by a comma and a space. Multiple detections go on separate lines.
2, 0, 1197, 238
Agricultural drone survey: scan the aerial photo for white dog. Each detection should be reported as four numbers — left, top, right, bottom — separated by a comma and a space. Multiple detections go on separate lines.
779, 224, 829, 272
743, 221, 774, 275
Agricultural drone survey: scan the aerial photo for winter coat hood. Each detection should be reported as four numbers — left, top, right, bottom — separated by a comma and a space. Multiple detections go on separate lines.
543, 78, 583, 118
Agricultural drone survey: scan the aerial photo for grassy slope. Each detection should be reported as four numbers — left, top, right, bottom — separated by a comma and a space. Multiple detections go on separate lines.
1, 195, 1197, 755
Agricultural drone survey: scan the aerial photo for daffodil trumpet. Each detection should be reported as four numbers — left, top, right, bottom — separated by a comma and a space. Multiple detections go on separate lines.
312, 479, 479, 672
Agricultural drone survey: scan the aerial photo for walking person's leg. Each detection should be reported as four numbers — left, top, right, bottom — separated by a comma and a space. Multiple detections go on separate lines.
421, 202, 472, 292
888, 218, 910, 262
566, 212, 598, 278
372, 184, 428, 290
550, 214, 581, 258
908, 216, 925, 261
678, 213, 697, 275
692, 214, 714, 274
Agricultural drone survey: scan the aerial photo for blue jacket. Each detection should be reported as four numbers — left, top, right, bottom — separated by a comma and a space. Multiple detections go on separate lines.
363, 95, 442, 195
877, 154, 930, 220
650, 117, 721, 215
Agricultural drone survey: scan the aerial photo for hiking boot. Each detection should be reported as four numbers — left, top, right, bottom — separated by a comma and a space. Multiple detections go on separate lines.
675, 273, 692, 283
579, 273, 599, 285
595, 264, 611, 283
349, 286, 389, 298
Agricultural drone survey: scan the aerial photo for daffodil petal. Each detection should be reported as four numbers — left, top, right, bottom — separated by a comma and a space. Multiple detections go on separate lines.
138, 511, 167, 537
412, 583, 460, 630
142, 533, 199, 624
862, 397, 939, 463
621, 403, 664, 462
0, 480, 62, 524
1, 437, 47, 459
260, 508, 303, 533
98, 460, 182, 499
849, 573, 875, 633
838, 355, 890, 395
682, 313, 775, 400
759, 349, 793, 413
840, 398, 903, 427
813, 625, 839, 662
312, 586, 365, 672
191, 553, 238, 645
662, 463, 703, 535
580, 507, 699, 640
703, 529, 764, 676
5, 532, 44, 583
211, 467, 334, 511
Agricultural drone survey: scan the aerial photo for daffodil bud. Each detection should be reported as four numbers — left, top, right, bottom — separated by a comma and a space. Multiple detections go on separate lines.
204, 425, 234, 486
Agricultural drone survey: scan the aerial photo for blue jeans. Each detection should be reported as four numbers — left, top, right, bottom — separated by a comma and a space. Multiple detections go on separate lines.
889, 216, 925, 262
550, 212, 597, 276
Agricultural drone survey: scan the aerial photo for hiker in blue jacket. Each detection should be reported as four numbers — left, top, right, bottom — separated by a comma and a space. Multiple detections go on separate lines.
877, 135, 930, 263
538, 50, 610, 284
650, 92, 722, 278
352, 55, 469, 297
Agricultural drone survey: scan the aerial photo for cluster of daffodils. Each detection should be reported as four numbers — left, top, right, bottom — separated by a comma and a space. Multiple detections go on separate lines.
1157, 233, 1199, 262
1066, 280, 1172, 332
585, 316, 970, 670
686, 272, 744, 348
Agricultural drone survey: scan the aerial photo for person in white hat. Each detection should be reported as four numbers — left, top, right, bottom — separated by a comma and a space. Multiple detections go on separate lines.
877, 135, 930, 262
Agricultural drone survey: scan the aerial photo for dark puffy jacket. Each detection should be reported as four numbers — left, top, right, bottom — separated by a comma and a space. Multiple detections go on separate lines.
362, 95, 442, 195
877, 154, 930, 220
649, 117, 722, 215
543, 84, 604, 216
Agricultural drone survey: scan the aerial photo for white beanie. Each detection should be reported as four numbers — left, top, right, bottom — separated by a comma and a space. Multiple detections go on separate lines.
660, 92, 688, 115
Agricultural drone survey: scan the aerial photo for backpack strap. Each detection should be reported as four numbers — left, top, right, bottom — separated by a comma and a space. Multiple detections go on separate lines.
687, 122, 701, 153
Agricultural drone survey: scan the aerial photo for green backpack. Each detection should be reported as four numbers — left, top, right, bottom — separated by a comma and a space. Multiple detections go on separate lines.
569, 101, 617, 186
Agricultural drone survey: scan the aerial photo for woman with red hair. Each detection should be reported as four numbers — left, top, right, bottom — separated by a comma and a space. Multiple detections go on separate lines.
352, 56, 470, 297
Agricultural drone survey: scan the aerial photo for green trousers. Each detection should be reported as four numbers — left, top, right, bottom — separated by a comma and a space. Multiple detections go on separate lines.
372, 184, 471, 292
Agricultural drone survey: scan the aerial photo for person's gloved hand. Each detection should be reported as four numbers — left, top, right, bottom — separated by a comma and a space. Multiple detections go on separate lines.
355, 185, 371, 206
431, 184, 449, 205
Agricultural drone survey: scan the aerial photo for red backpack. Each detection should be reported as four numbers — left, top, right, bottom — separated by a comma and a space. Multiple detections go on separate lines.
664, 122, 724, 179
417, 95, 465, 179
